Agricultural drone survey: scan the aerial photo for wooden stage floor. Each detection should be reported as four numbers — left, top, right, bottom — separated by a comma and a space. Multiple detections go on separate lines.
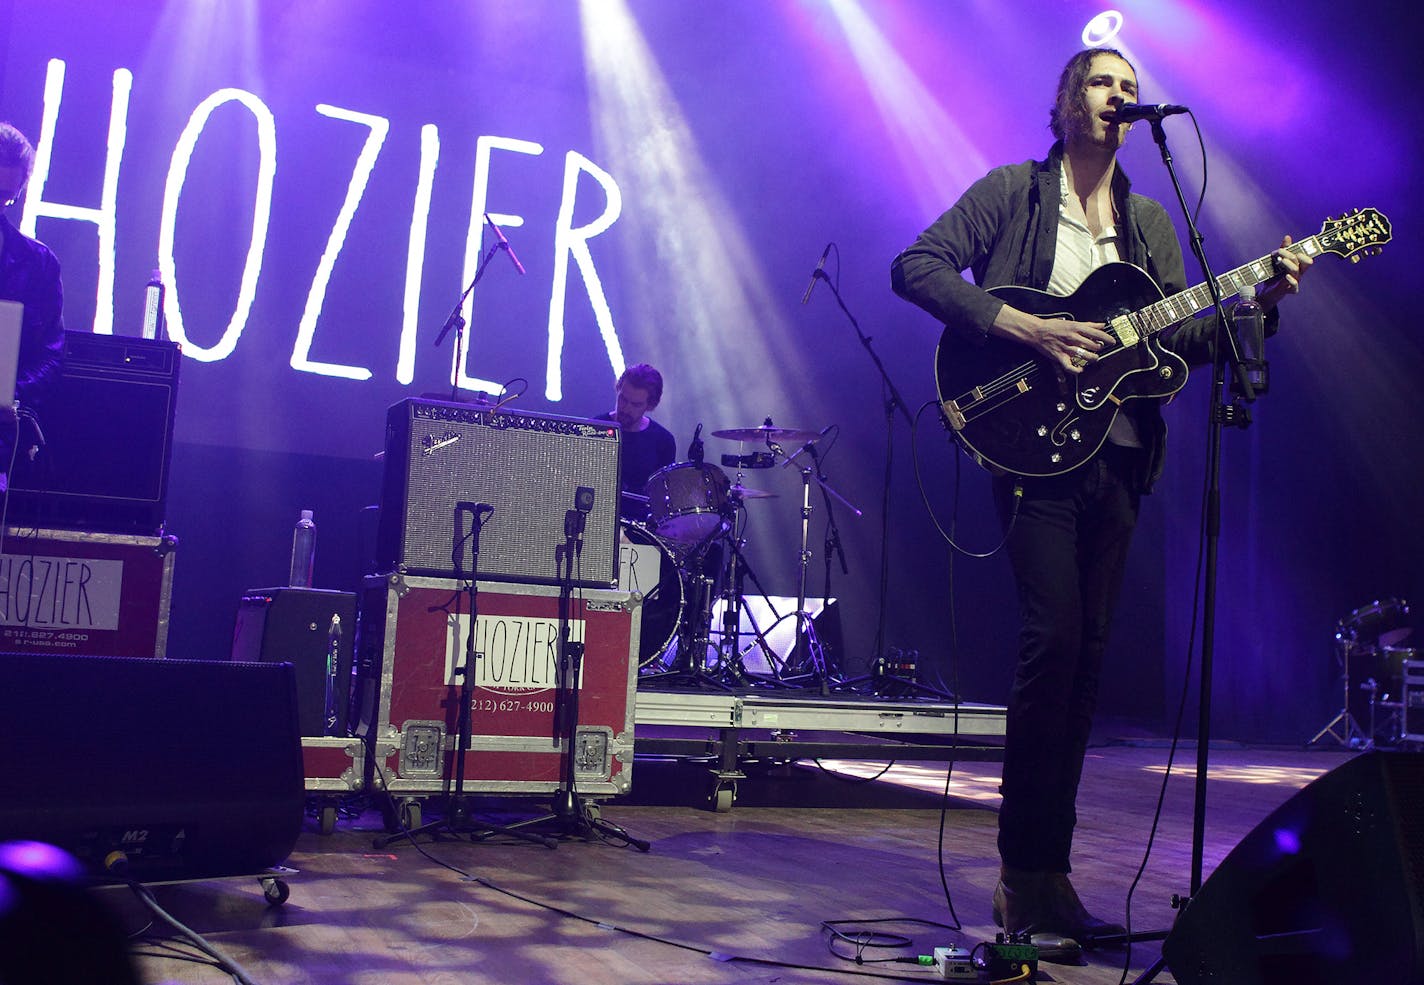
113, 742, 1359, 984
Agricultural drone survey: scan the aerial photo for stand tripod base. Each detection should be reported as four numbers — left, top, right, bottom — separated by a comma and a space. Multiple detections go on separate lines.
472, 791, 650, 852
372, 796, 558, 850
1308, 708, 1371, 749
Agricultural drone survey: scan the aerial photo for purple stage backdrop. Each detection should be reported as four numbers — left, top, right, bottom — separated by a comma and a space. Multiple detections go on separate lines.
4, 0, 1421, 742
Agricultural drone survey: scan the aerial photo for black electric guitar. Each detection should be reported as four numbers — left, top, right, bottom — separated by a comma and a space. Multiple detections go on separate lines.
934, 208, 1391, 477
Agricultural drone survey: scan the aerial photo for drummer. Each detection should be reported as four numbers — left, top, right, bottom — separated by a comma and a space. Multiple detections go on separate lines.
594, 363, 677, 524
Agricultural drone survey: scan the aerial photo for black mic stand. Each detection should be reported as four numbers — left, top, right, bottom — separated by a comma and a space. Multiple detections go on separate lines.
375, 504, 556, 850
1111, 116, 1262, 984
807, 266, 922, 694
432, 235, 503, 401
491, 491, 649, 851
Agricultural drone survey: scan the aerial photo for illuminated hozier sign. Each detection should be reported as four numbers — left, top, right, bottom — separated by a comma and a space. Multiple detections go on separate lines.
0, 554, 124, 630
19, 58, 627, 400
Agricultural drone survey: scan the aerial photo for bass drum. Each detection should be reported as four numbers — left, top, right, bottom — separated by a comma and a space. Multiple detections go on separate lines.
618, 521, 685, 669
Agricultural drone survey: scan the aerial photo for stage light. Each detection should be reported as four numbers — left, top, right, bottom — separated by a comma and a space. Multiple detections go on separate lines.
1083, 9, 1125, 47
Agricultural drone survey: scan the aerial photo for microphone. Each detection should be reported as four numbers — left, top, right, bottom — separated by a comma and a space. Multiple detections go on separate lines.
800, 243, 831, 304
1112, 103, 1189, 124
484, 213, 527, 275
688, 423, 704, 465
781, 424, 834, 469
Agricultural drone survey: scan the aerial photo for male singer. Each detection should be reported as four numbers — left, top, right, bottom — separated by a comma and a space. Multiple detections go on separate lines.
890, 48, 1310, 958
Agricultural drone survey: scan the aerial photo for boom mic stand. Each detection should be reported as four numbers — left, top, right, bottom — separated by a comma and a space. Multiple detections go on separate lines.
805, 258, 918, 691
1112, 115, 1263, 983
432, 230, 503, 401
375, 504, 555, 850
491, 489, 649, 851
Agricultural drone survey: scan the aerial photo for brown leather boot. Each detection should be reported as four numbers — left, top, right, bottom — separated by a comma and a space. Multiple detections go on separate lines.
991, 866, 1083, 964
1040, 872, 1127, 943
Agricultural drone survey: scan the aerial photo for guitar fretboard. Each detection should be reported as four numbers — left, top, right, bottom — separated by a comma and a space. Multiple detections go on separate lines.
1131, 237, 1324, 338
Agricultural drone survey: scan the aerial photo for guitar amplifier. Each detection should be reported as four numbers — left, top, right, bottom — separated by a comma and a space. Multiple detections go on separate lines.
8, 332, 180, 534
376, 398, 621, 589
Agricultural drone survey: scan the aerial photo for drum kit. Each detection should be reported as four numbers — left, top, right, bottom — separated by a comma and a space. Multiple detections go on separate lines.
1311, 597, 1415, 748
618, 421, 850, 689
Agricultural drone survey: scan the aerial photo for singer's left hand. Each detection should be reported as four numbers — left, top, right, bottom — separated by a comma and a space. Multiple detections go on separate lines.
1258, 235, 1313, 310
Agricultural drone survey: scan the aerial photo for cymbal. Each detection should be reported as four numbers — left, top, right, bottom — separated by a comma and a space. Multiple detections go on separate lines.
729, 483, 777, 499
712, 424, 820, 443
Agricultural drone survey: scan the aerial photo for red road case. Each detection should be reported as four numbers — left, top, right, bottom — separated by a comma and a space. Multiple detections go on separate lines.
356, 574, 640, 800
0, 526, 176, 658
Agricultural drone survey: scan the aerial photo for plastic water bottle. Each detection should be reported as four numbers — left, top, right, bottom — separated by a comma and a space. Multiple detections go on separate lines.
142, 269, 165, 340
289, 510, 316, 587
1231, 283, 1268, 397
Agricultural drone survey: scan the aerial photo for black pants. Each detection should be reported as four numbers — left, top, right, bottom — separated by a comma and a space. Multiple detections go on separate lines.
993, 443, 1144, 873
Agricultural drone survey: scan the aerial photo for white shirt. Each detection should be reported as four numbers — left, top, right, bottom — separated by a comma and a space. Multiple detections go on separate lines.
1047, 169, 1142, 448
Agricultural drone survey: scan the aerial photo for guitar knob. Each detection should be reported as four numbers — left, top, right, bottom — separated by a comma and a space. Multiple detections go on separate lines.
1055, 402, 1067, 412
1069, 429, 1081, 442
1050, 453, 1062, 464
1036, 425, 1048, 437
1158, 366, 1174, 379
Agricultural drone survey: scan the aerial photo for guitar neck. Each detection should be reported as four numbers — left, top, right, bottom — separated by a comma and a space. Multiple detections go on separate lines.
1133, 234, 1324, 338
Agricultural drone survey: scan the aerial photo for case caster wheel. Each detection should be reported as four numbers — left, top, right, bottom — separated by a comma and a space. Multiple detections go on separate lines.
319, 804, 337, 836
261, 877, 290, 906
400, 799, 422, 831
711, 781, 736, 813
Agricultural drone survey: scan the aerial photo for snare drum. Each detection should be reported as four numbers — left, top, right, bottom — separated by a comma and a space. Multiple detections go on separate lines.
646, 461, 730, 545
618, 521, 685, 669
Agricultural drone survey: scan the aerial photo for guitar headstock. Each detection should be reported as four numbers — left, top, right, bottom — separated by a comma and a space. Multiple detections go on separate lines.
1317, 208, 1391, 262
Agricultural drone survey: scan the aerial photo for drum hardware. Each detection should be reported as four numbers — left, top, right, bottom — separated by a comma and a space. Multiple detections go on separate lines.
720, 451, 775, 470
757, 435, 861, 692
1311, 598, 1413, 749
637, 522, 736, 691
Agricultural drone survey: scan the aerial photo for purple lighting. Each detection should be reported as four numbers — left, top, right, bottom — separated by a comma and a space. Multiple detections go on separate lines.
1273, 826, 1303, 856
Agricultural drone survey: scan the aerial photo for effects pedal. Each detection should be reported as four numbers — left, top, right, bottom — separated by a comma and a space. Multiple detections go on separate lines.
985, 933, 1038, 981
932, 944, 976, 980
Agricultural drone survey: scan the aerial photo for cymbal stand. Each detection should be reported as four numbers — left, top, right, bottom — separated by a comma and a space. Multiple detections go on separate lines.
1308, 636, 1371, 748
766, 451, 859, 694
714, 504, 793, 687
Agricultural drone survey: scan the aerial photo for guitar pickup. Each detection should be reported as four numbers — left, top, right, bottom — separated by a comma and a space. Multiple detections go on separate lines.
1110, 314, 1139, 347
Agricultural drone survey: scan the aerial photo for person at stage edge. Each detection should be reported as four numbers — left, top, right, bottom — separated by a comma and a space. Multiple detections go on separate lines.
594, 363, 676, 524
889, 48, 1310, 957
0, 122, 64, 491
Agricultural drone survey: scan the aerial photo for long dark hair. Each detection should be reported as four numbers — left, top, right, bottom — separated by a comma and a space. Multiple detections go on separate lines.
1049, 48, 1136, 140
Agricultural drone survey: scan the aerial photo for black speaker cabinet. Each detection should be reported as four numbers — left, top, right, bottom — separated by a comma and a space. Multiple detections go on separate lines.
376, 398, 621, 588
8, 332, 180, 534
231, 587, 357, 737
1162, 751, 1424, 985
0, 653, 304, 881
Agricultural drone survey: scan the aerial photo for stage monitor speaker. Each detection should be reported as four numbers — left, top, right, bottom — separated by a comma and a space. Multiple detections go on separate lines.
376, 398, 621, 588
0, 653, 304, 882
8, 332, 180, 534
1162, 751, 1424, 985
231, 587, 357, 737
